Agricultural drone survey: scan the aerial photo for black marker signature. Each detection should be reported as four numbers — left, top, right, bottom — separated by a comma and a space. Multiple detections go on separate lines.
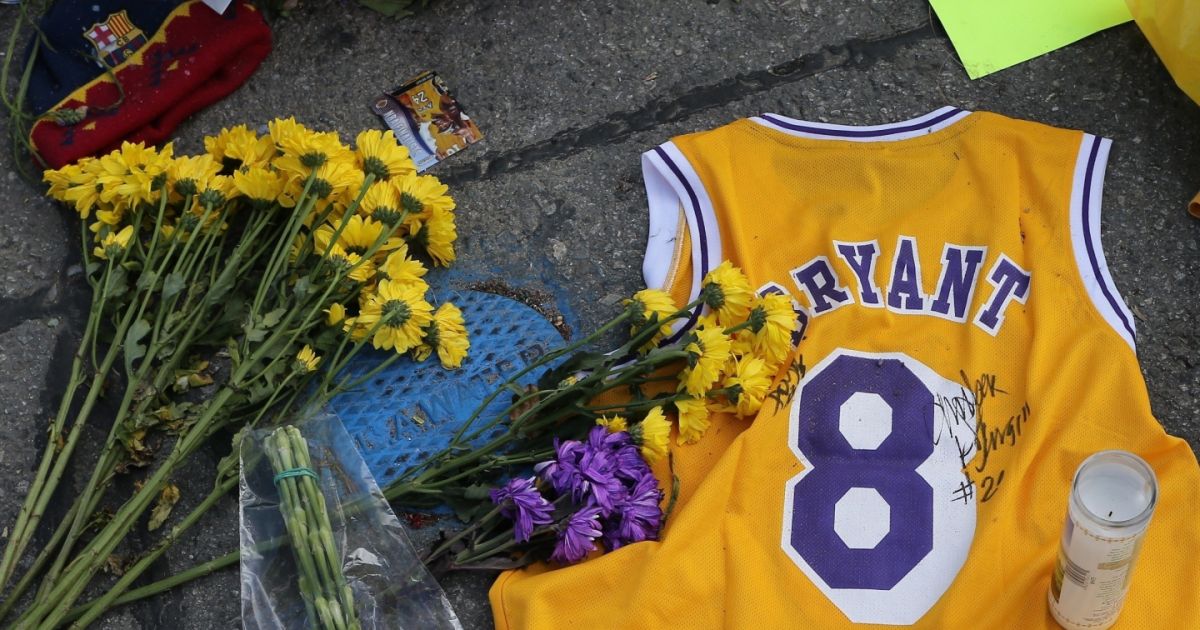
973, 402, 1031, 474
767, 356, 806, 414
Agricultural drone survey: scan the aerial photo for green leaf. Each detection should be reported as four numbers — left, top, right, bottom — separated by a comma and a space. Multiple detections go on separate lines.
357, 0, 416, 17
463, 483, 491, 501
123, 319, 152, 373
293, 276, 313, 299
105, 267, 129, 299
227, 338, 242, 365
136, 270, 159, 291
261, 308, 286, 329
147, 483, 181, 531
243, 326, 266, 343
162, 272, 186, 299
207, 271, 236, 304
247, 381, 274, 404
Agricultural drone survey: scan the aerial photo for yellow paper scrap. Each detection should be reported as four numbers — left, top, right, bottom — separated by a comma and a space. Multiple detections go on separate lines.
930, 0, 1133, 79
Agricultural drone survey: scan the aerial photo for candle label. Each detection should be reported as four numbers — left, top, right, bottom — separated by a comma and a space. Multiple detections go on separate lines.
1049, 510, 1148, 628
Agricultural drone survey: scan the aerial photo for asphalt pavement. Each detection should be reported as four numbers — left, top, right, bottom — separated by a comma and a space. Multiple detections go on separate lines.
0, 1, 1197, 627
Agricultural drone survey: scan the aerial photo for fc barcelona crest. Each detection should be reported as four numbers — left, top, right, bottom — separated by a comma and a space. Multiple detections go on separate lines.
82, 10, 147, 68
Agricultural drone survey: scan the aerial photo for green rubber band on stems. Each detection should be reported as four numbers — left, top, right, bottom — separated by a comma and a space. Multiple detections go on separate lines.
272, 467, 318, 485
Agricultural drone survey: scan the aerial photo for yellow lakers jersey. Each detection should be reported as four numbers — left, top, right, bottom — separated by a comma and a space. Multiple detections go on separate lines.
489, 108, 1200, 629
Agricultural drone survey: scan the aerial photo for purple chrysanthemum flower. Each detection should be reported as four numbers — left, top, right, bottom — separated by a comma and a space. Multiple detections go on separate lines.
551, 506, 604, 564
577, 446, 626, 515
535, 432, 629, 516
535, 438, 585, 496
602, 473, 664, 551
612, 442, 651, 483
587, 425, 631, 451
489, 476, 554, 543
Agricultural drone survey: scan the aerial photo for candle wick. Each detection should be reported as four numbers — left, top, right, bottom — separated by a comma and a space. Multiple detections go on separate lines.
1108, 511, 1113, 518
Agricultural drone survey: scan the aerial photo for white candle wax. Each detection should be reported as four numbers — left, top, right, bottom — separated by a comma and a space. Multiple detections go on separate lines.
1077, 460, 1154, 524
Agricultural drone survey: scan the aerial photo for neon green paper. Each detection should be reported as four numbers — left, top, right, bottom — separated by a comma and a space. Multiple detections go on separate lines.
930, 0, 1133, 79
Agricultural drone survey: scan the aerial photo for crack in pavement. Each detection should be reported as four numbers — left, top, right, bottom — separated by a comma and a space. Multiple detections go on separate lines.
440, 21, 938, 186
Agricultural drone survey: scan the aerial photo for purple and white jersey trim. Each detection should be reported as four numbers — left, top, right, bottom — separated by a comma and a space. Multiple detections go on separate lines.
750, 106, 972, 142
1071, 134, 1136, 350
640, 141, 722, 343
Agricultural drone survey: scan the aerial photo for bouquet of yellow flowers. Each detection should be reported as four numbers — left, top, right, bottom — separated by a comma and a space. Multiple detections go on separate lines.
0, 120, 469, 628
97, 260, 797, 616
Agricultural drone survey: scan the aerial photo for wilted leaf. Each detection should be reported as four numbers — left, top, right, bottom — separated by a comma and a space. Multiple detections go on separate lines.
187, 373, 213, 388
103, 554, 125, 576
123, 428, 153, 464
148, 483, 181, 531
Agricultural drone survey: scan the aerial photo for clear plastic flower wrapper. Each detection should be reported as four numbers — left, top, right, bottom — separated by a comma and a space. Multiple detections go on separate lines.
240, 413, 461, 629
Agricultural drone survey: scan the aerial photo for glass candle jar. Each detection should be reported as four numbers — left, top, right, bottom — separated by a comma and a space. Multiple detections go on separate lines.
1048, 450, 1158, 630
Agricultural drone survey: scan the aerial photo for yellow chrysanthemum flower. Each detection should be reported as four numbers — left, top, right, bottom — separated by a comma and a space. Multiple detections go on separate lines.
674, 396, 711, 445
393, 173, 454, 230
270, 118, 350, 165
196, 173, 236, 207
721, 356, 772, 417
379, 244, 428, 285
43, 162, 85, 201
48, 159, 103, 217
701, 261, 754, 326
268, 117, 309, 148
294, 345, 321, 373
341, 316, 370, 342
358, 180, 406, 226
413, 302, 470, 368
746, 293, 797, 367
625, 288, 677, 350
357, 280, 434, 352
96, 141, 173, 209
232, 167, 284, 205
325, 303, 347, 326
680, 325, 732, 395
410, 206, 457, 266
168, 154, 221, 199
205, 124, 275, 169
314, 214, 402, 257
631, 407, 671, 464
299, 159, 364, 201
355, 129, 415, 181
325, 244, 375, 283
93, 225, 134, 260
596, 415, 629, 434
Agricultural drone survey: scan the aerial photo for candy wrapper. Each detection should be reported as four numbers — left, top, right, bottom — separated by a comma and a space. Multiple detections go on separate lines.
240, 413, 461, 630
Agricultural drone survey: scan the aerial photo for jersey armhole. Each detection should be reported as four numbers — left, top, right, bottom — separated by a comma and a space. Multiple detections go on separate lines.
1069, 134, 1137, 351
641, 141, 723, 342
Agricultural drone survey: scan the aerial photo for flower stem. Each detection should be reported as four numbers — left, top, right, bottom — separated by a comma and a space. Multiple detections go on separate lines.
64, 472, 239, 629
422, 504, 503, 565
0, 291, 137, 598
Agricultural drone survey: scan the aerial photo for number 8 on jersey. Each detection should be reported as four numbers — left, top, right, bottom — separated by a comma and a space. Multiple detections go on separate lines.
782, 349, 978, 625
